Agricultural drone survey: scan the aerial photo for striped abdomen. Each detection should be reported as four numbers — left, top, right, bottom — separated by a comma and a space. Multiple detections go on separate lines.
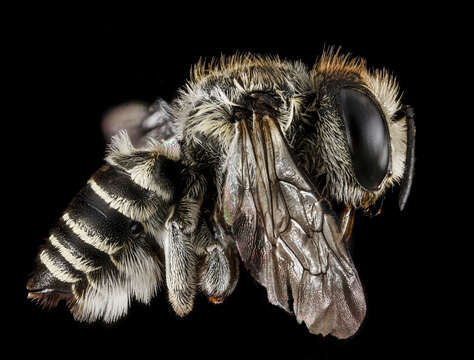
27, 156, 175, 322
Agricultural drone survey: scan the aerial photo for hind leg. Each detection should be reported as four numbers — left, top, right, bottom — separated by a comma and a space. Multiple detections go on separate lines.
164, 172, 206, 316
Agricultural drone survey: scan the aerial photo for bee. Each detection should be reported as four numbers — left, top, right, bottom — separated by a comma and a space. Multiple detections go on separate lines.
26, 48, 415, 339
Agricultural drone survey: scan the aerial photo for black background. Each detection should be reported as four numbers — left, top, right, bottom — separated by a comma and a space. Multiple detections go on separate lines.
7, 10, 456, 360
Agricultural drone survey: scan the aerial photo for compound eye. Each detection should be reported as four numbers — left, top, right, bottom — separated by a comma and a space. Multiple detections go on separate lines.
338, 88, 390, 191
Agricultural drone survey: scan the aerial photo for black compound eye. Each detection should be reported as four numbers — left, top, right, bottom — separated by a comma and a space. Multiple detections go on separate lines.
130, 221, 144, 238
338, 88, 390, 191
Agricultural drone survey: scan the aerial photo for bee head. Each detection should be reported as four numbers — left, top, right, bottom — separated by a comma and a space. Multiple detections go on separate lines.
27, 132, 179, 322
308, 48, 408, 210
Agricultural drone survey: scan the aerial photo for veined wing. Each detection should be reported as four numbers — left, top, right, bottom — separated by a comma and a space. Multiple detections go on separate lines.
222, 114, 366, 339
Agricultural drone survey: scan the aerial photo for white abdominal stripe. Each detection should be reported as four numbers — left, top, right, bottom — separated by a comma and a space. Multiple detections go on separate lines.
37, 163, 167, 322
61, 213, 122, 255
89, 163, 171, 223
87, 179, 156, 223
48, 234, 100, 274
39, 248, 82, 284
39, 212, 123, 296
105, 131, 177, 203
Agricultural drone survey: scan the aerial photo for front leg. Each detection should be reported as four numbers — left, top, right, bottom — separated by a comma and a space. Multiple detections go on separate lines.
164, 171, 206, 317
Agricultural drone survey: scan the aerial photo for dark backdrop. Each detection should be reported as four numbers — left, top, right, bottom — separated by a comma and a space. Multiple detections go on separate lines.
8, 13, 450, 360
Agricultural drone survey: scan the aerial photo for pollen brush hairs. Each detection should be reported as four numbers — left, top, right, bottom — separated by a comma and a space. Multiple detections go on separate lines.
27, 48, 415, 339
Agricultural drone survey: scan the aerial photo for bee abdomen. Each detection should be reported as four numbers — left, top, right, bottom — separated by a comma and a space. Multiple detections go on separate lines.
88, 164, 171, 225
52, 218, 117, 272
38, 241, 85, 284
48, 233, 100, 274
35, 215, 122, 291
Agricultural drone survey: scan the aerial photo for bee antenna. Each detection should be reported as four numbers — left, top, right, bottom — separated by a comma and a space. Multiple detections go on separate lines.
398, 105, 416, 211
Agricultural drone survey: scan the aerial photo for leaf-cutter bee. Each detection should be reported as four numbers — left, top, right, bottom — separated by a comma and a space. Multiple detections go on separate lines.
26, 48, 415, 339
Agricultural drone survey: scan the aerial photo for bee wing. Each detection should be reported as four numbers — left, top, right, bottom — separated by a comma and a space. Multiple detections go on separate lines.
102, 98, 175, 146
221, 115, 366, 339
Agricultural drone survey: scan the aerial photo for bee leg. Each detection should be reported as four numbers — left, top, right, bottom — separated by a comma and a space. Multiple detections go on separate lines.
195, 219, 239, 303
164, 172, 206, 317
164, 222, 197, 317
